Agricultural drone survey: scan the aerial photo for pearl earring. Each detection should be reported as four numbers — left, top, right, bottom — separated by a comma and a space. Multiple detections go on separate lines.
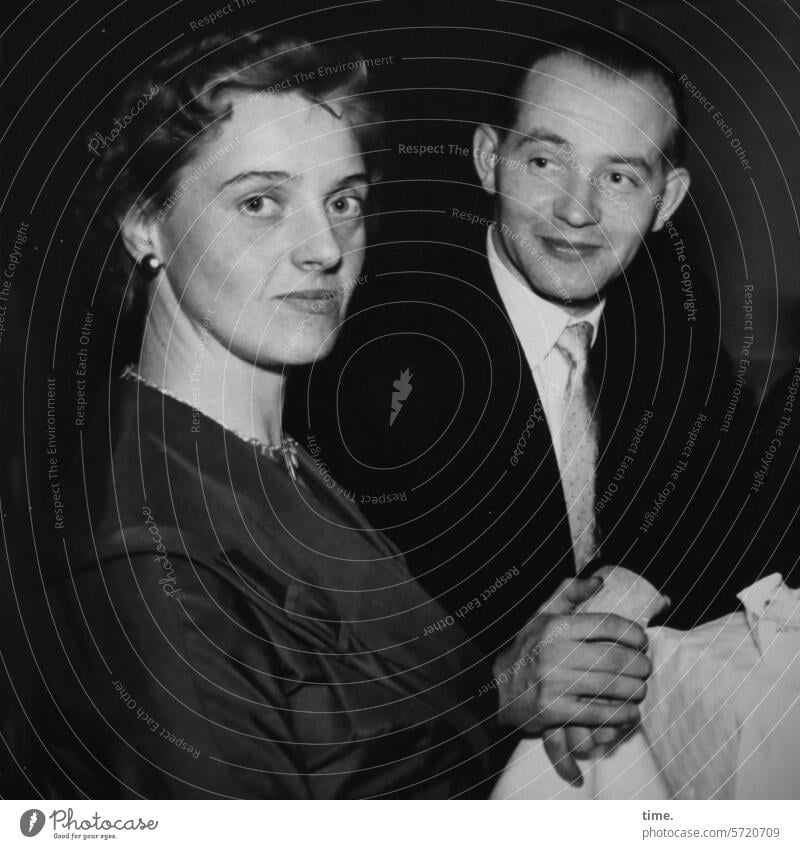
138, 253, 162, 277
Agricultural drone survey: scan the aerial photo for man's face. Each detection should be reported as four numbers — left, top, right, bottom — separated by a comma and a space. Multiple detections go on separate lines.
474, 55, 688, 304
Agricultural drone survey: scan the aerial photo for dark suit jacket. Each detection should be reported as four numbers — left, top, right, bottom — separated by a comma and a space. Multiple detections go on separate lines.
292, 234, 752, 656
728, 359, 800, 589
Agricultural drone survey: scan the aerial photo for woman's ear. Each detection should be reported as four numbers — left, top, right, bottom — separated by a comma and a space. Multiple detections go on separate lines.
118, 204, 162, 266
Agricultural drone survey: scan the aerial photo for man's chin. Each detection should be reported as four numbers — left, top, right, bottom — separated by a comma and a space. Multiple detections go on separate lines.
565, 288, 608, 311
528, 279, 610, 310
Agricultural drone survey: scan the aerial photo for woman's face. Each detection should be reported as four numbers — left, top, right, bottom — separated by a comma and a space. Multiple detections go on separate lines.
151, 90, 369, 367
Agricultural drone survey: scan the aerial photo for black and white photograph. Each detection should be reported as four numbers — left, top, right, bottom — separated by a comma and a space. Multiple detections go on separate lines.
1, 0, 799, 840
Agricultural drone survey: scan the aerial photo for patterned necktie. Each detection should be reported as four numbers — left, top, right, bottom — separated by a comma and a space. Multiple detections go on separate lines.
553, 321, 599, 571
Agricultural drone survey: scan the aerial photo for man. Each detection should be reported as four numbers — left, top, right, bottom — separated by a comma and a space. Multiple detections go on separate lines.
296, 28, 744, 783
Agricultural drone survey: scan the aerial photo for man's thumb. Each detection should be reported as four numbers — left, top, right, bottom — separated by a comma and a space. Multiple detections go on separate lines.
563, 575, 604, 606
540, 576, 601, 613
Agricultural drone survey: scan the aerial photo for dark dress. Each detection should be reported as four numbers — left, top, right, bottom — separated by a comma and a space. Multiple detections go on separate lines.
35, 376, 495, 798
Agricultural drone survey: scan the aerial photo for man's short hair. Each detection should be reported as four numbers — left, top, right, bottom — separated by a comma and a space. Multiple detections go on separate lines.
492, 26, 687, 168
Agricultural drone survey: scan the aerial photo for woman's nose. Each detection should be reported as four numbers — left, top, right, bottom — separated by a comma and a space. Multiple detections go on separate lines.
290, 208, 343, 271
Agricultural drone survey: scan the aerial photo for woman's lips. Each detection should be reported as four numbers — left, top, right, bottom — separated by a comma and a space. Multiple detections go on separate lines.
539, 236, 602, 261
278, 290, 341, 314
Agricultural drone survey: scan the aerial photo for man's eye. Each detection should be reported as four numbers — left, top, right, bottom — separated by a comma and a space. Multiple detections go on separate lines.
328, 195, 363, 219
529, 157, 552, 169
241, 195, 280, 216
605, 172, 639, 189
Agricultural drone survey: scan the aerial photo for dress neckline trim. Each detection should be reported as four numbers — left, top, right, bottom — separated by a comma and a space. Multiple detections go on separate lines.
121, 365, 300, 482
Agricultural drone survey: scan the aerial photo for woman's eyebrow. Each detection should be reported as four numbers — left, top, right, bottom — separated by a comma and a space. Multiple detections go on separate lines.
219, 170, 370, 192
333, 171, 370, 189
219, 169, 293, 189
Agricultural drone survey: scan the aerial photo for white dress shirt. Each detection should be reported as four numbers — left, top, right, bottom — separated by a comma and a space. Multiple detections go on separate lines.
486, 228, 605, 461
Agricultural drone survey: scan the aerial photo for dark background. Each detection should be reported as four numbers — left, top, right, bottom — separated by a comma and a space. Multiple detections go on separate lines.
3, 0, 799, 400
1, 0, 798, 795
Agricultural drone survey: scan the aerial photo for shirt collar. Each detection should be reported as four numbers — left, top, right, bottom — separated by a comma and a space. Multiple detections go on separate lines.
486, 228, 605, 370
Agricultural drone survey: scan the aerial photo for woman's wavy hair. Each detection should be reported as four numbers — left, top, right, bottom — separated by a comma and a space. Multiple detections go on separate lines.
84, 28, 384, 306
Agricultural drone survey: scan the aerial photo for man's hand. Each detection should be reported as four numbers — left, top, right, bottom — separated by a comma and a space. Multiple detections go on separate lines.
493, 576, 650, 783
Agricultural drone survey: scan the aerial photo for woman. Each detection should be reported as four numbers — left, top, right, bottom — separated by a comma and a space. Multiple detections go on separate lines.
38, 29, 495, 799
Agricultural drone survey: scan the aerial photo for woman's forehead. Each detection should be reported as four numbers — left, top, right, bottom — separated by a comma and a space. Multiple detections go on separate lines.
196, 90, 362, 179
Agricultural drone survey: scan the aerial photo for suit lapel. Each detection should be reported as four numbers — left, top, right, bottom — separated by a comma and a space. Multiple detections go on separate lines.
476, 255, 571, 524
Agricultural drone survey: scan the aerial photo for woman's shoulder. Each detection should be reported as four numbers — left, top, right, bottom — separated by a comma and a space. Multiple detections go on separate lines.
68, 376, 247, 555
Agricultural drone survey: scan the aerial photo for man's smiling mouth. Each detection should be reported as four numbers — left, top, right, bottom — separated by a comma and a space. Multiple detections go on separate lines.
538, 236, 602, 261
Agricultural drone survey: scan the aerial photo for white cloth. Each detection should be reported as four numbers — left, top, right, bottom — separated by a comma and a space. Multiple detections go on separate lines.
734, 574, 800, 799
490, 727, 668, 800
642, 576, 800, 800
487, 229, 604, 568
491, 570, 800, 800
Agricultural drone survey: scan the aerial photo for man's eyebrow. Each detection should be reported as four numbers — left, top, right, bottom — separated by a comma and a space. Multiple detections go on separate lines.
514, 129, 659, 176
514, 129, 571, 149
605, 154, 656, 177
219, 170, 293, 189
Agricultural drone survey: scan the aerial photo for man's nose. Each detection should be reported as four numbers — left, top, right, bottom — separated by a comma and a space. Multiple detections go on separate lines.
290, 207, 343, 272
553, 172, 600, 228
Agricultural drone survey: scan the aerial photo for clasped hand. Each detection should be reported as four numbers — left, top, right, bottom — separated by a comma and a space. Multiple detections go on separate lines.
494, 576, 651, 785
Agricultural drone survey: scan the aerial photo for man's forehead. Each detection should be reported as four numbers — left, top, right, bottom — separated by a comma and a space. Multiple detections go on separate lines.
510, 54, 676, 151
520, 54, 674, 110
509, 56, 675, 164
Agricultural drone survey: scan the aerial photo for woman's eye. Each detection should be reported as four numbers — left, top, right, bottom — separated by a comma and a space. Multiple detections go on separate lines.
241, 195, 280, 216
328, 195, 363, 219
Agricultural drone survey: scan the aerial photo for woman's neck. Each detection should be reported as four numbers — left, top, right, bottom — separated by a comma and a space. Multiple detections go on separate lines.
137, 285, 285, 446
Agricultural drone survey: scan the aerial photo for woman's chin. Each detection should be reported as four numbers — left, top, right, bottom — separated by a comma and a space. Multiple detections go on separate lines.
303, 336, 339, 363
259, 336, 340, 369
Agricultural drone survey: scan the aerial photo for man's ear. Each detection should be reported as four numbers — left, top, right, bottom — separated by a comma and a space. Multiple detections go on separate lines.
651, 166, 690, 232
118, 204, 162, 265
473, 124, 501, 195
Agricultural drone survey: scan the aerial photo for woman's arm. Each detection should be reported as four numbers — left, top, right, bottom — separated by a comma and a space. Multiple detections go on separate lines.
42, 550, 310, 799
